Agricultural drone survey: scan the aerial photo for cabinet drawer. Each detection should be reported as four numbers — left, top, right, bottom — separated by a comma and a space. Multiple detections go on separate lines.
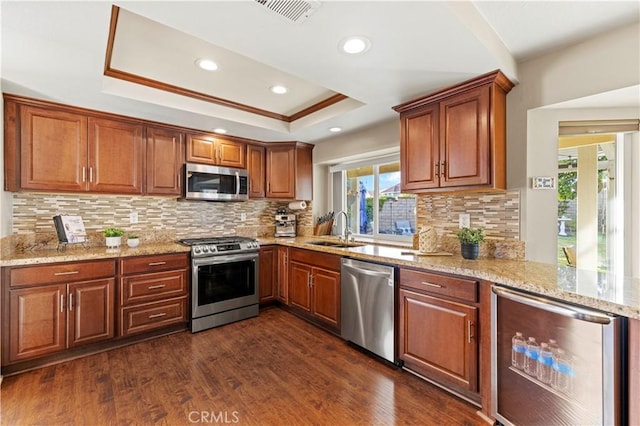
119, 253, 188, 275
8, 260, 115, 288
399, 268, 478, 303
120, 270, 188, 306
120, 297, 187, 337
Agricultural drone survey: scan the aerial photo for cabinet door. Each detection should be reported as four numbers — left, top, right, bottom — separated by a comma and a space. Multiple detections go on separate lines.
259, 246, 276, 303
277, 247, 289, 304
88, 117, 144, 193
266, 145, 295, 198
8, 284, 66, 362
186, 134, 216, 164
146, 126, 184, 195
20, 106, 88, 191
217, 139, 245, 168
288, 261, 311, 312
439, 86, 490, 188
400, 104, 439, 191
311, 267, 340, 329
68, 279, 115, 347
398, 288, 478, 392
247, 144, 266, 198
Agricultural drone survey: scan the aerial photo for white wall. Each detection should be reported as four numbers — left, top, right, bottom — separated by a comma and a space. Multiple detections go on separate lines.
0, 91, 11, 237
507, 22, 640, 263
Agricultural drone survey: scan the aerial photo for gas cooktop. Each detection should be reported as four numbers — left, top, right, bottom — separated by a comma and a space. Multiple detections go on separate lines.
179, 236, 259, 257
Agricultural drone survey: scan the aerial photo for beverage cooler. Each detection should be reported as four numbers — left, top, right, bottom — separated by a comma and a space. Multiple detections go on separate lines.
492, 285, 626, 425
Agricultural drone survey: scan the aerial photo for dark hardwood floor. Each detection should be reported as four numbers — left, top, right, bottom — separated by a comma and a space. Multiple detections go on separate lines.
1, 308, 486, 425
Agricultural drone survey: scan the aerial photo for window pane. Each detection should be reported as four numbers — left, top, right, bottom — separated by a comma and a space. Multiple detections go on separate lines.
346, 172, 373, 235
379, 166, 415, 236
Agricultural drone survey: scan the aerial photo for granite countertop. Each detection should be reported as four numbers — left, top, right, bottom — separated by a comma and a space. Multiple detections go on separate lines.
2, 236, 638, 320
0, 242, 190, 266
262, 236, 640, 320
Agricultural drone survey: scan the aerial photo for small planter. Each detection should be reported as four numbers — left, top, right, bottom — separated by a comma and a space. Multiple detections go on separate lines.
127, 237, 140, 248
105, 236, 122, 248
460, 243, 479, 260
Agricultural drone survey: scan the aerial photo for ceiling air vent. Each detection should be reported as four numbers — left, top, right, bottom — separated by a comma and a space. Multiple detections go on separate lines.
254, 0, 321, 23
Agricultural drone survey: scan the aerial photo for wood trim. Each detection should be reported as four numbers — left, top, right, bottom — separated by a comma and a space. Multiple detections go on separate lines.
102, 6, 346, 124
478, 281, 494, 422
287, 94, 348, 122
393, 70, 515, 113
103, 5, 120, 75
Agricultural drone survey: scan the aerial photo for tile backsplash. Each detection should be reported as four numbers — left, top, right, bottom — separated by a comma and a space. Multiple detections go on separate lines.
11, 192, 314, 241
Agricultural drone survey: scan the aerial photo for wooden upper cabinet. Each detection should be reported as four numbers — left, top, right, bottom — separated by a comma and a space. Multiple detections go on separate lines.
19, 106, 88, 192
88, 118, 144, 194
247, 144, 266, 198
440, 86, 490, 188
186, 133, 245, 168
146, 126, 184, 195
394, 70, 513, 193
400, 104, 439, 191
265, 142, 313, 200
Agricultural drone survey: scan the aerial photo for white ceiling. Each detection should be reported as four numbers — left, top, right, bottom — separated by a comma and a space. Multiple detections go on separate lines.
2, 1, 639, 145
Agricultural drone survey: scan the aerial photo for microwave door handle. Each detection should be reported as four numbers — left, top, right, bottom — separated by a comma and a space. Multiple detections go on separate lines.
235, 172, 240, 195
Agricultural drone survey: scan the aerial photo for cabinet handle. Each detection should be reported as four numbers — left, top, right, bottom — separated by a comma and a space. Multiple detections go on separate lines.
54, 271, 79, 276
310, 275, 315, 287
149, 312, 167, 319
434, 162, 440, 178
441, 161, 446, 177
148, 261, 167, 266
89, 167, 93, 183
467, 320, 474, 343
147, 284, 166, 290
421, 281, 443, 288
177, 173, 181, 188
60, 294, 65, 312
82, 167, 86, 182
69, 293, 74, 311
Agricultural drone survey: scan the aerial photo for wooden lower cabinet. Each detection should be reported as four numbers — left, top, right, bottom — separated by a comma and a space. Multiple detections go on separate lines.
398, 267, 479, 400
6, 278, 114, 363
630, 318, 640, 425
276, 246, 289, 304
259, 246, 276, 304
288, 249, 340, 331
118, 253, 189, 337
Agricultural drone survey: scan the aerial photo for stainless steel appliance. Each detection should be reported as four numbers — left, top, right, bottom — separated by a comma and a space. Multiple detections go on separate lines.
492, 285, 625, 425
341, 258, 397, 364
184, 163, 248, 201
180, 236, 260, 332
275, 213, 296, 237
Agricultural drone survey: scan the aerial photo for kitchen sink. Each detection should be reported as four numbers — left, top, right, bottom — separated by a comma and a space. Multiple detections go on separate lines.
305, 240, 365, 248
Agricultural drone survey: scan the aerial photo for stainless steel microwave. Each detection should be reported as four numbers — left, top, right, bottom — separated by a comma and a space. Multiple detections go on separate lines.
184, 163, 248, 201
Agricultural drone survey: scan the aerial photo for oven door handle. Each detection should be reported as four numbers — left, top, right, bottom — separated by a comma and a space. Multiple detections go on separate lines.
192, 252, 258, 267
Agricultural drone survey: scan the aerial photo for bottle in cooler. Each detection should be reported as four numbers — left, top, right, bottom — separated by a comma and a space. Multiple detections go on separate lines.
551, 348, 574, 394
537, 342, 554, 384
524, 337, 540, 376
511, 332, 526, 370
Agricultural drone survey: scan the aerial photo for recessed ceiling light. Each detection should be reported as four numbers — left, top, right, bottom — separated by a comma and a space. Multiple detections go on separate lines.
270, 85, 288, 94
340, 36, 371, 55
329, 127, 342, 133
195, 58, 218, 71
213, 128, 227, 134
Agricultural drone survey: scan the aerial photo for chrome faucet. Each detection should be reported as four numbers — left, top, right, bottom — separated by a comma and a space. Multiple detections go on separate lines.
336, 210, 352, 244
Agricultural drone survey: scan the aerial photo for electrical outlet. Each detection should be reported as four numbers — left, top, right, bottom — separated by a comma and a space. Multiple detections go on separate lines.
240, 213, 247, 221
458, 213, 470, 228
129, 212, 138, 224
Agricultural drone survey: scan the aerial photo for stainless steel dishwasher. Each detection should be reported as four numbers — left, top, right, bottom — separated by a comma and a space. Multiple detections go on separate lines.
341, 258, 397, 364
492, 285, 626, 425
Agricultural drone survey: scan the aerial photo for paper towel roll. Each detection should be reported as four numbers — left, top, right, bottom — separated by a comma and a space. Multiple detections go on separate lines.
288, 201, 307, 210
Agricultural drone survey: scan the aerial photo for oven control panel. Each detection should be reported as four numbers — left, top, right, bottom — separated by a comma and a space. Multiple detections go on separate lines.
191, 241, 259, 257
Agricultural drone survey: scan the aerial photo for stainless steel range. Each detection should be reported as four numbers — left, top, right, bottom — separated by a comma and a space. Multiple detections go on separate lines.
180, 236, 260, 332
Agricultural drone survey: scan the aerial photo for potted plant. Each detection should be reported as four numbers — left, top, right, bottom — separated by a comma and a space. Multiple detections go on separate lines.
103, 227, 124, 248
456, 227, 485, 260
127, 235, 140, 248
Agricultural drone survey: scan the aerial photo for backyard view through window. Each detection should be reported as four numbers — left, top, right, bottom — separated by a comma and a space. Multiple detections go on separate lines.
344, 161, 416, 240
